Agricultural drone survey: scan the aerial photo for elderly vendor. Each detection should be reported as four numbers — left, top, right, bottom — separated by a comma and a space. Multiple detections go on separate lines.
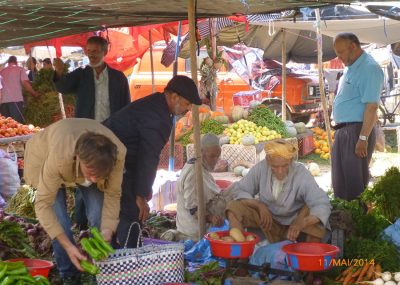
176, 134, 227, 240
226, 139, 331, 243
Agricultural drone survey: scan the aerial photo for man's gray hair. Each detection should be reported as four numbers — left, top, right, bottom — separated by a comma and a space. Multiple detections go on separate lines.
201, 134, 220, 149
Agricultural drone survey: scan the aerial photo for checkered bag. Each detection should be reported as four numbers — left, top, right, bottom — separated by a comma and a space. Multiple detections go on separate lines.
95, 222, 184, 285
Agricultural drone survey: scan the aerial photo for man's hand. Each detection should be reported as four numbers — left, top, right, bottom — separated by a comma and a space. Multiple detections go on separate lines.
208, 215, 224, 227
65, 243, 87, 271
355, 139, 368, 158
136, 195, 150, 223
287, 224, 302, 241
101, 228, 113, 243
257, 203, 273, 232
53, 58, 65, 77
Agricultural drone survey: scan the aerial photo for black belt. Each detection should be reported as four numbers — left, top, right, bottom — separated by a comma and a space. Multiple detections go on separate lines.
332, 122, 362, 130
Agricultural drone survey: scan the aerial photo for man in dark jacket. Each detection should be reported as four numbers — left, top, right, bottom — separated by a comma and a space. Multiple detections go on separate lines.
103, 75, 201, 248
53, 36, 130, 120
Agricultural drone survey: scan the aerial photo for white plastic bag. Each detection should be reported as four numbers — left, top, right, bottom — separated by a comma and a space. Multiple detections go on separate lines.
0, 145, 20, 199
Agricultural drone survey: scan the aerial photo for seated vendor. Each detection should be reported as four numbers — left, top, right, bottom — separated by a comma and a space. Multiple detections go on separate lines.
226, 139, 331, 243
175, 134, 228, 241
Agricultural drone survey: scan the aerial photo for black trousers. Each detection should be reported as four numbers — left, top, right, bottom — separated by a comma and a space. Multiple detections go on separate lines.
115, 176, 142, 249
331, 123, 376, 201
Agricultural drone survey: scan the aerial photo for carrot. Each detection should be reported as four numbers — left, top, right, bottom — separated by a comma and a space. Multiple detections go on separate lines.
374, 264, 382, 279
352, 267, 363, 278
343, 269, 355, 285
357, 263, 370, 282
342, 266, 355, 277
366, 264, 375, 280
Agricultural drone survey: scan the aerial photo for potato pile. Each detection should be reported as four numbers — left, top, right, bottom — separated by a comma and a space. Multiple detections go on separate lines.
209, 228, 256, 242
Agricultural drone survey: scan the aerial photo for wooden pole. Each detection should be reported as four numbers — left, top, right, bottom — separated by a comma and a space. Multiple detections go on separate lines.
188, 0, 206, 239
315, 9, 333, 153
281, 29, 287, 121
58, 93, 66, 119
149, 30, 155, 94
210, 18, 217, 111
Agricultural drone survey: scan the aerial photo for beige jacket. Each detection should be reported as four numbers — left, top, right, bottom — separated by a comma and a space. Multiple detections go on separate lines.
24, 118, 126, 239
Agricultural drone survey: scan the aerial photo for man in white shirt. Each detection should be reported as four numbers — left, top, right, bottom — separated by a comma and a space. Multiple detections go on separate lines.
176, 134, 227, 241
226, 139, 331, 243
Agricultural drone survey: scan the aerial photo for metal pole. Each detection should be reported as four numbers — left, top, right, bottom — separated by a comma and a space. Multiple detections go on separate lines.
189, 0, 206, 239
168, 21, 183, 171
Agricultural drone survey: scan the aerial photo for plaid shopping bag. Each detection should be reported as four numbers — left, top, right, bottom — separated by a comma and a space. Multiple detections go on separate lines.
95, 222, 184, 285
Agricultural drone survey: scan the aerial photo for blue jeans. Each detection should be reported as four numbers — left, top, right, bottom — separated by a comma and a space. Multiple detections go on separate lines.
52, 185, 104, 279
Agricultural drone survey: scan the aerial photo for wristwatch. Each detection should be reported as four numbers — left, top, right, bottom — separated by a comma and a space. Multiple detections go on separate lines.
359, 135, 368, 141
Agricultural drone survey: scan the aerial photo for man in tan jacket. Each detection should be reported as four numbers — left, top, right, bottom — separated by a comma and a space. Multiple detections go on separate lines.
24, 118, 126, 284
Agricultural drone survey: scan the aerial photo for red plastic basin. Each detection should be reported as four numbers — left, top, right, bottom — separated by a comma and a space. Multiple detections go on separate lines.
205, 230, 260, 259
215, 180, 232, 191
282, 242, 340, 272
7, 258, 53, 277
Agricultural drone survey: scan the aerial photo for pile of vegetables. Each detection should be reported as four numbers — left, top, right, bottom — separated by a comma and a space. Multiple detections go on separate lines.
23, 68, 75, 127
178, 119, 225, 146
5, 185, 36, 220
79, 227, 115, 275
312, 126, 334, 160
247, 105, 288, 137
223, 119, 282, 145
331, 198, 400, 272
184, 261, 226, 285
334, 263, 381, 285
0, 260, 50, 285
143, 212, 176, 239
361, 167, 400, 223
0, 210, 36, 259
208, 228, 256, 242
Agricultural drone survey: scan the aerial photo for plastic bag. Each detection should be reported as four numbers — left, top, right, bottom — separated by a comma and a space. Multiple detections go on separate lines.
381, 218, 400, 250
374, 124, 385, 152
0, 146, 20, 199
250, 240, 294, 280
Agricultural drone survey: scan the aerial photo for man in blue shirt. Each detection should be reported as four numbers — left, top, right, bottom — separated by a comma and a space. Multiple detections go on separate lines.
332, 32, 383, 201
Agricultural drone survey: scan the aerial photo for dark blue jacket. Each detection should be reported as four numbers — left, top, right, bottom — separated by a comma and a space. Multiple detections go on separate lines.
55, 65, 130, 118
103, 92, 173, 199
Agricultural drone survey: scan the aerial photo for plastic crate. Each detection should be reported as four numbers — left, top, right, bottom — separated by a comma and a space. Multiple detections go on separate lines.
232, 90, 262, 108
158, 142, 184, 170
297, 131, 315, 157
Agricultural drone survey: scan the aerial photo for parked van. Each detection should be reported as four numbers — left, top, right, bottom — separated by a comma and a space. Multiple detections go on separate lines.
129, 46, 323, 122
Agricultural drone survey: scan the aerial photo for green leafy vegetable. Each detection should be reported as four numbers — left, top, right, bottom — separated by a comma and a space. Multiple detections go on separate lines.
247, 106, 288, 137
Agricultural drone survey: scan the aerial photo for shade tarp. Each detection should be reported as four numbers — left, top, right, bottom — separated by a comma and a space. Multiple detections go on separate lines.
0, 0, 359, 48
263, 18, 400, 46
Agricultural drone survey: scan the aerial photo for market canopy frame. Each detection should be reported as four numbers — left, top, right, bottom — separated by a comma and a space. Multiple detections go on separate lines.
0, 0, 377, 48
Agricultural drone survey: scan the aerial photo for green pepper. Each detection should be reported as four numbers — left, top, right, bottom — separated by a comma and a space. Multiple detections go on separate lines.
81, 238, 102, 260
80, 260, 100, 275
90, 227, 115, 254
90, 238, 108, 259
6, 267, 28, 275
0, 265, 7, 281
34, 276, 50, 285
9, 275, 35, 283
0, 262, 24, 270
0, 277, 14, 285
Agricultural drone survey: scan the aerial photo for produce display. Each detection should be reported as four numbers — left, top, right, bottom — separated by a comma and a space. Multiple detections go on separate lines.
0, 260, 50, 285
208, 228, 256, 242
247, 105, 288, 137
23, 68, 75, 127
312, 126, 334, 160
0, 210, 36, 259
361, 167, 400, 223
223, 119, 282, 145
0, 116, 40, 138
